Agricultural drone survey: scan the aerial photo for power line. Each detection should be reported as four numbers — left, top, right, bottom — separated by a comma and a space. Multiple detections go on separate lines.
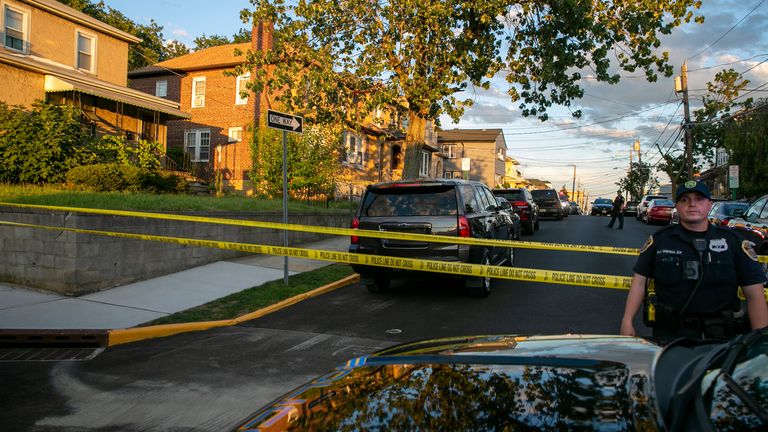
688, 53, 768, 72
687, 0, 767, 61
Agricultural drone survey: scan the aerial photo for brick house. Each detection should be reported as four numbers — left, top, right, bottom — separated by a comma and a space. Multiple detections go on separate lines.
437, 128, 508, 187
129, 22, 442, 196
0, 0, 188, 143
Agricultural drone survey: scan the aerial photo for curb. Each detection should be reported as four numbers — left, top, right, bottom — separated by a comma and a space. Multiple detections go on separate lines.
107, 274, 360, 347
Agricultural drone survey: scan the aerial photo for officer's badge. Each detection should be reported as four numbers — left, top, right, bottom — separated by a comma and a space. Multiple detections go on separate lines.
709, 238, 728, 253
742, 240, 759, 262
640, 236, 653, 253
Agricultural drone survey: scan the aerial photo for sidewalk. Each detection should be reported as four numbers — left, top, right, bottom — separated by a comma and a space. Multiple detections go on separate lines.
0, 236, 351, 330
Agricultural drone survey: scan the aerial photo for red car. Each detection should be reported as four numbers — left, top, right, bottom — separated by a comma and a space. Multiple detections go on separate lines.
643, 198, 675, 224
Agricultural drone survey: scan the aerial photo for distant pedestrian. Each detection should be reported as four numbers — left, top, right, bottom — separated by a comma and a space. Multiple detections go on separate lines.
607, 190, 625, 229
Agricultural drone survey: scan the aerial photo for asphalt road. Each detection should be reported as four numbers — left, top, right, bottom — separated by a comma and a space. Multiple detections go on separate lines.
0, 213, 661, 431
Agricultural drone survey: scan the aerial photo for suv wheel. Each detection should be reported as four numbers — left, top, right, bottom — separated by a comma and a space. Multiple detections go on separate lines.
366, 276, 390, 293
524, 220, 534, 235
467, 252, 491, 298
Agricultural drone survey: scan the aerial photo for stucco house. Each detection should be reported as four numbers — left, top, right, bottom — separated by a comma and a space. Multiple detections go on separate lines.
437, 128, 508, 187
0, 0, 188, 144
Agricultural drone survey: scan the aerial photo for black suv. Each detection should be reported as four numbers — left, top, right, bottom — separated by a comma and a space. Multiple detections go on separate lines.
349, 179, 514, 297
531, 188, 564, 220
492, 188, 540, 234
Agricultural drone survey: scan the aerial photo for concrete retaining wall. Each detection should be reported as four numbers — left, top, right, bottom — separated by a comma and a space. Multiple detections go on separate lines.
0, 207, 351, 296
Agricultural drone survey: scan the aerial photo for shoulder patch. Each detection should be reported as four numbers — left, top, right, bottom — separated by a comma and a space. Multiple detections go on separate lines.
742, 240, 759, 262
640, 236, 654, 254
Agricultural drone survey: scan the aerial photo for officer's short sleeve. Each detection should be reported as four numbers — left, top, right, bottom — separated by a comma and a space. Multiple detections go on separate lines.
734, 238, 768, 286
633, 235, 656, 277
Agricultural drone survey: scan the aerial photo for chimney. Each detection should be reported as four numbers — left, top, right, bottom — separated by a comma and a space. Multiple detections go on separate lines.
251, 22, 274, 52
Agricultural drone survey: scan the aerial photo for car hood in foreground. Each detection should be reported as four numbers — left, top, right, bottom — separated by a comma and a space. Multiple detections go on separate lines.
236, 334, 663, 431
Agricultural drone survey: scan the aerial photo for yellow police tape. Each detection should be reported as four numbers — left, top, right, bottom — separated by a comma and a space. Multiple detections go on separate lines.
0, 202, 641, 256
0, 220, 633, 290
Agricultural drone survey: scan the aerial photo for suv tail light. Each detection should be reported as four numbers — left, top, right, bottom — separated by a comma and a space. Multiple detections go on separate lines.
351, 217, 359, 244
458, 216, 471, 237
512, 201, 528, 209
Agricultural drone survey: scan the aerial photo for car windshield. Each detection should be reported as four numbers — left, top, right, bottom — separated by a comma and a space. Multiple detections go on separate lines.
361, 186, 458, 217
722, 203, 749, 215
595, 199, 612, 205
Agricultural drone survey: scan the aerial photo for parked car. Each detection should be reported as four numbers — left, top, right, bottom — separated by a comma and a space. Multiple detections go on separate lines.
349, 179, 514, 297
531, 188, 565, 220
636, 194, 669, 220
623, 200, 639, 216
236, 329, 768, 432
495, 196, 522, 242
707, 201, 751, 227
569, 201, 581, 215
726, 194, 768, 259
643, 198, 675, 224
590, 198, 613, 216
492, 188, 540, 235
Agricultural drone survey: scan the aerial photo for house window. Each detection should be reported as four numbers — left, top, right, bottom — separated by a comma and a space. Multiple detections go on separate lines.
442, 144, 456, 158
342, 132, 365, 166
185, 129, 210, 162
155, 80, 167, 97
420, 150, 431, 176
444, 170, 461, 179
228, 127, 243, 143
191, 77, 206, 108
235, 73, 250, 105
76, 31, 96, 72
4, 5, 26, 52
497, 147, 506, 161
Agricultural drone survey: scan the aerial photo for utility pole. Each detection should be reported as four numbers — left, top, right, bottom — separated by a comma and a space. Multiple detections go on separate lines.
676, 62, 693, 179
570, 164, 576, 202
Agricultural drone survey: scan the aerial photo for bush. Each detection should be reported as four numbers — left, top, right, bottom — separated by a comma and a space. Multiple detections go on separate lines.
66, 164, 188, 193
66, 164, 143, 192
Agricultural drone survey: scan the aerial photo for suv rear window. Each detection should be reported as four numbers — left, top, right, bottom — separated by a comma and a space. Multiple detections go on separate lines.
361, 186, 458, 217
495, 190, 524, 201
531, 190, 557, 200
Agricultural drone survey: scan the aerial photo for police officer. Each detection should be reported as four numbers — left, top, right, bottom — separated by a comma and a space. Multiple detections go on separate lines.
620, 180, 768, 340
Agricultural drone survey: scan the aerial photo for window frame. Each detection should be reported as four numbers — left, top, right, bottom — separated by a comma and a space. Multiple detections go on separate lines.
419, 150, 431, 176
342, 131, 365, 167
442, 144, 456, 159
75, 30, 97, 73
3, 4, 29, 53
184, 129, 211, 162
235, 72, 250, 105
228, 127, 243, 143
191, 76, 206, 108
155, 80, 167, 97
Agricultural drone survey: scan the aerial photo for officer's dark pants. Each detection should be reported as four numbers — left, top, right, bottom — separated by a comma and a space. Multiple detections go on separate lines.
607, 212, 624, 229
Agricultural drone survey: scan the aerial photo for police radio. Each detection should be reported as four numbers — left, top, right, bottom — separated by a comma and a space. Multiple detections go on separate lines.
643, 279, 657, 326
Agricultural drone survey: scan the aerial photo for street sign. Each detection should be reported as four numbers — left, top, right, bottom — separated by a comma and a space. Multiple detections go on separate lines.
729, 165, 739, 189
461, 157, 470, 171
267, 109, 303, 133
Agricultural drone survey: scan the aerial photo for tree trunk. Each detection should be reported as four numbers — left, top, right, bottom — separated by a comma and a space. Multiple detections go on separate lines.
401, 113, 427, 180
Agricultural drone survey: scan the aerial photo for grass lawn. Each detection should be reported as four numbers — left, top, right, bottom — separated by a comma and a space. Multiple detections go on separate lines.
140, 263, 355, 325
0, 183, 354, 213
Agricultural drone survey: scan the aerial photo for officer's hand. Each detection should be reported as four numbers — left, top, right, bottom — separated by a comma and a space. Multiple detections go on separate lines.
620, 320, 636, 337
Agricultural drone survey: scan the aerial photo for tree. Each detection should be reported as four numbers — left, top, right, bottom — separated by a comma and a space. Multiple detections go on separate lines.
164, 40, 191, 59
723, 100, 768, 198
238, 0, 702, 179
56, 0, 166, 70
617, 162, 657, 201
193, 34, 233, 50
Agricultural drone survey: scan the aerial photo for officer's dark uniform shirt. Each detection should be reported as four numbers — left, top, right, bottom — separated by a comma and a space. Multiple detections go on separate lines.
634, 223, 767, 316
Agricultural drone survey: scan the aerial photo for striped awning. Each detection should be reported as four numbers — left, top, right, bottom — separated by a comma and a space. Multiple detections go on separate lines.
44, 75, 190, 119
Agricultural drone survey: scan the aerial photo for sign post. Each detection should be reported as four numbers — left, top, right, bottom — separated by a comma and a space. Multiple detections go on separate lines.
267, 110, 304, 284
728, 165, 739, 200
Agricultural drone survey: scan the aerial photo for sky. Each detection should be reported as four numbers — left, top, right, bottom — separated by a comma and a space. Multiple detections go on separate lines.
104, 0, 768, 200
